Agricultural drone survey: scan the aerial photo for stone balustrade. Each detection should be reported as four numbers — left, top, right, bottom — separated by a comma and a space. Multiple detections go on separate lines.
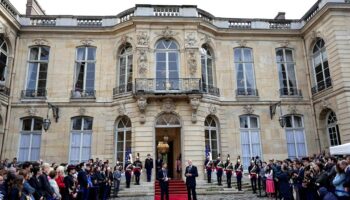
3, 0, 350, 29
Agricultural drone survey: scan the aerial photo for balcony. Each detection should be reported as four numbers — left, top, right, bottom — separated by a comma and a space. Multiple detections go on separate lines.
21, 89, 47, 99
236, 88, 259, 97
135, 78, 201, 95
311, 78, 332, 95
71, 90, 96, 99
202, 84, 220, 97
113, 83, 133, 96
279, 88, 302, 97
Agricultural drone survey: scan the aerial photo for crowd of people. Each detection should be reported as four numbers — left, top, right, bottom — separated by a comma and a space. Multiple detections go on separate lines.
204, 154, 350, 200
0, 154, 154, 200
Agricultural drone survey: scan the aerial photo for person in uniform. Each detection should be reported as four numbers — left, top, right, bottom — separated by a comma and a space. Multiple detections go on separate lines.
64, 165, 77, 200
204, 156, 213, 183
234, 159, 243, 191
133, 156, 143, 185
248, 160, 259, 194
124, 160, 133, 188
215, 156, 224, 186
144, 154, 153, 182
225, 159, 234, 188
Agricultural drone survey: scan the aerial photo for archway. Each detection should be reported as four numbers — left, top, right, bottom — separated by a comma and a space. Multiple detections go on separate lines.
155, 113, 182, 179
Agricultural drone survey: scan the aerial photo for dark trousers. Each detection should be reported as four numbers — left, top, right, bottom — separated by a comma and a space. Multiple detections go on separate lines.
187, 185, 197, 200
77, 187, 89, 200
217, 170, 223, 185
160, 182, 169, 200
251, 176, 257, 193
236, 176, 242, 191
146, 169, 152, 182
226, 172, 232, 188
88, 186, 98, 200
113, 180, 120, 197
134, 172, 140, 184
125, 173, 131, 188
207, 171, 211, 183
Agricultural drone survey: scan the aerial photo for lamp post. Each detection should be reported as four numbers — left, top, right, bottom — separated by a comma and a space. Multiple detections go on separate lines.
43, 103, 59, 132
270, 101, 286, 128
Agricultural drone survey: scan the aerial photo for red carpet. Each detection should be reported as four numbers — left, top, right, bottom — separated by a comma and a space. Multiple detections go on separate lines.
155, 180, 188, 200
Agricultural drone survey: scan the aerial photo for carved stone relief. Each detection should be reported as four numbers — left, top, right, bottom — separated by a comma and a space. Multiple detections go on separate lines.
243, 105, 254, 115
27, 107, 38, 116
33, 38, 50, 46
288, 105, 298, 115
137, 49, 148, 77
78, 107, 86, 116
137, 32, 149, 46
187, 49, 197, 76
237, 40, 247, 47
137, 97, 148, 124
185, 32, 197, 48
156, 26, 178, 40
190, 98, 200, 123
162, 98, 176, 113
118, 103, 127, 116
80, 39, 94, 46
208, 104, 217, 115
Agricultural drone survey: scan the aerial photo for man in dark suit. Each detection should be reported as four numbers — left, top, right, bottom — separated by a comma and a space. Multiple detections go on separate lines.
157, 163, 170, 200
185, 160, 198, 200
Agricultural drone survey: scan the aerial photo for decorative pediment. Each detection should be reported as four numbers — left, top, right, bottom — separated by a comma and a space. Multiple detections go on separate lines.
201, 34, 213, 45
27, 107, 38, 116
321, 99, 331, 110
78, 107, 86, 116
118, 35, 133, 46
156, 26, 178, 40
243, 105, 254, 115
288, 105, 298, 115
80, 39, 94, 46
117, 103, 127, 116
310, 30, 323, 40
33, 38, 50, 46
237, 40, 248, 47
208, 104, 217, 115
279, 40, 290, 48
137, 32, 149, 46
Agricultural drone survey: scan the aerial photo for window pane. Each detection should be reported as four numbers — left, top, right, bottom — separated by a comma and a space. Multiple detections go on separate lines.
72, 118, 82, 130
33, 119, 43, 131
126, 131, 131, 141
240, 116, 248, 128
30, 47, 39, 60
234, 48, 242, 62
276, 49, 284, 62
40, 47, 50, 61
294, 116, 303, 128
243, 48, 252, 62
285, 49, 293, 62
22, 119, 32, 131
87, 47, 96, 60
285, 116, 292, 128
83, 118, 93, 130
26, 63, 38, 90
250, 117, 258, 128
211, 130, 217, 139
77, 48, 86, 60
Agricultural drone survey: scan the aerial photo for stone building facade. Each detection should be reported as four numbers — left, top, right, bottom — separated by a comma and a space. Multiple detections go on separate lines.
0, 0, 350, 179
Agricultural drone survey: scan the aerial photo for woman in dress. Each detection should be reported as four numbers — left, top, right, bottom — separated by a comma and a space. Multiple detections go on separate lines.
265, 165, 275, 198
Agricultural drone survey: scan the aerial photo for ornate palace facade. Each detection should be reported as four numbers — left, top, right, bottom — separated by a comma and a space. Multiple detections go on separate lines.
0, 0, 350, 179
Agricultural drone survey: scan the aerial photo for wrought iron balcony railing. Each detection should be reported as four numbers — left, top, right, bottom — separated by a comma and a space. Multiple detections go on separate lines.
236, 88, 259, 96
311, 78, 332, 95
279, 88, 302, 97
0, 85, 10, 96
71, 90, 96, 99
113, 83, 133, 96
202, 84, 220, 97
21, 89, 47, 98
135, 78, 201, 94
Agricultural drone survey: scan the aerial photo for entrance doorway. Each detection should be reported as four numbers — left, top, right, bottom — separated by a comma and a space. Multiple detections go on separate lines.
155, 113, 182, 180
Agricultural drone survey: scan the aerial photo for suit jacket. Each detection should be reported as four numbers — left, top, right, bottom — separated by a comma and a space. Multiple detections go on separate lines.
38, 173, 54, 198
185, 165, 198, 187
157, 169, 169, 189
78, 170, 88, 188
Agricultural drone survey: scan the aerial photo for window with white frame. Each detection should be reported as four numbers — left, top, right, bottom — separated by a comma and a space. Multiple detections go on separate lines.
285, 115, 307, 159
327, 111, 341, 146
0, 38, 8, 83
155, 39, 179, 91
118, 44, 133, 93
69, 117, 93, 164
25, 46, 49, 97
201, 45, 214, 93
276, 48, 299, 96
205, 116, 219, 159
312, 38, 331, 94
18, 118, 42, 161
234, 48, 257, 96
73, 47, 96, 97
240, 115, 262, 168
115, 116, 132, 166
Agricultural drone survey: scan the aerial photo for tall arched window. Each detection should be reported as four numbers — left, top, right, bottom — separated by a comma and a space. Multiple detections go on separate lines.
234, 48, 257, 96
285, 115, 307, 159
205, 116, 219, 159
70, 117, 93, 163
117, 44, 133, 94
276, 48, 299, 96
73, 46, 96, 98
155, 39, 179, 91
327, 111, 341, 146
201, 45, 214, 94
240, 115, 261, 168
312, 38, 331, 94
18, 117, 43, 161
0, 38, 8, 83
24, 46, 50, 98
115, 116, 132, 166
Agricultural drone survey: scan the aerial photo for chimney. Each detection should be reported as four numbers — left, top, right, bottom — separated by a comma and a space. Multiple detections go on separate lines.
26, 0, 45, 16
274, 12, 286, 20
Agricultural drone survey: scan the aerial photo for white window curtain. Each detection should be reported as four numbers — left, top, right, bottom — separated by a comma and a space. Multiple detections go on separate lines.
18, 133, 41, 162
70, 132, 92, 164
285, 115, 307, 159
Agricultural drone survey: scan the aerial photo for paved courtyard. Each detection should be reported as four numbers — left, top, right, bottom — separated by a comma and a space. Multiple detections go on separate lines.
112, 193, 264, 200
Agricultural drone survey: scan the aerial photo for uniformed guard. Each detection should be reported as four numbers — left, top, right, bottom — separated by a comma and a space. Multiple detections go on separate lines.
215, 155, 224, 186
248, 160, 258, 194
125, 160, 133, 188
133, 154, 143, 185
204, 156, 213, 183
225, 155, 234, 188
234, 159, 243, 191
144, 153, 154, 182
